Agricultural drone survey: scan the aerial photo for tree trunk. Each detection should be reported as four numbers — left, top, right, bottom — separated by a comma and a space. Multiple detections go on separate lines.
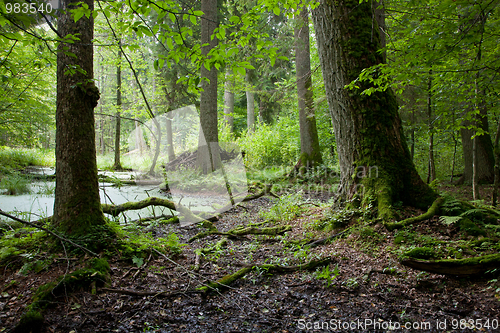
492, 118, 500, 206
311, 0, 435, 217
113, 44, 123, 170
196, 0, 220, 174
458, 112, 495, 185
223, 70, 234, 132
54, 0, 106, 234
246, 69, 255, 133
426, 72, 436, 183
295, 7, 323, 169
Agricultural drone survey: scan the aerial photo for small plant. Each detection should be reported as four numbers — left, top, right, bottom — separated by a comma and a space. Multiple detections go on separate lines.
259, 191, 303, 222
0, 174, 31, 195
316, 264, 340, 287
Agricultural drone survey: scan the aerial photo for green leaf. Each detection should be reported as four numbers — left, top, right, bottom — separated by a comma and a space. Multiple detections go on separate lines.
273, 7, 280, 16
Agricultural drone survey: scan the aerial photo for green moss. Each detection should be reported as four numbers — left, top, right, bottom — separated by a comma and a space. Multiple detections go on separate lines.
405, 247, 436, 260
14, 308, 44, 333
458, 218, 486, 237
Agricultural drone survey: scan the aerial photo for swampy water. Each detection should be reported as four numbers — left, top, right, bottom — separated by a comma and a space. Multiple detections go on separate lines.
0, 168, 229, 223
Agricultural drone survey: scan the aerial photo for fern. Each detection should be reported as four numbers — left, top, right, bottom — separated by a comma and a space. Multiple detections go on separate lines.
440, 196, 464, 216
439, 216, 462, 226
460, 209, 488, 219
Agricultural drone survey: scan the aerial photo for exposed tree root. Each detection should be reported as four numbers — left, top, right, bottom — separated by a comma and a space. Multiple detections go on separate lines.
101, 196, 202, 223
188, 225, 292, 243
197, 257, 332, 293
385, 196, 444, 231
401, 253, 500, 276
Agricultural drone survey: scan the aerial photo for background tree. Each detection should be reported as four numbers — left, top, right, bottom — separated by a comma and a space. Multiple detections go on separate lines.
54, 0, 106, 234
294, 6, 322, 169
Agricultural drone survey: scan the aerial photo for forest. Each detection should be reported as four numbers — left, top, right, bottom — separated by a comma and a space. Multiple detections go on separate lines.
0, 0, 500, 331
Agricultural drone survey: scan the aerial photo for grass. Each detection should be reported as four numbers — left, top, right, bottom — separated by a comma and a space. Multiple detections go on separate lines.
0, 147, 54, 173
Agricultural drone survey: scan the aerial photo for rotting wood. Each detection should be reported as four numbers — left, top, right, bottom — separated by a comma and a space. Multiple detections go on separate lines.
385, 196, 444, 231
401, 253, 500, 276
197, 257, 332, 293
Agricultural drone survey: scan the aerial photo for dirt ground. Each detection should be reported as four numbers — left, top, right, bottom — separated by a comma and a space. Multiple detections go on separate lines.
1, 185, 500, 332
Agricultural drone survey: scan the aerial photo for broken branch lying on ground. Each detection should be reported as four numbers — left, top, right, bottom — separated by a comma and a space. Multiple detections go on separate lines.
197, 257, 333, 292
401, 253, 500, 276
189, 225, 292, 242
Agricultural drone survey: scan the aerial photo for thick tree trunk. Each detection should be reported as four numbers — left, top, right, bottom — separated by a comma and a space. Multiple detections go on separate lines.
113, 45, 123, 170
196, 0, 220, 174
312, 0, 435, 217
295, 8, 323, 169
246, 69, 255, 132
223, 70, 234, 131
54, 0, 106, 234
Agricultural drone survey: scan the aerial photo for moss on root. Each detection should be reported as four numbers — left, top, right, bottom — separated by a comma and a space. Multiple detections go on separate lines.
14, 258, 111, 332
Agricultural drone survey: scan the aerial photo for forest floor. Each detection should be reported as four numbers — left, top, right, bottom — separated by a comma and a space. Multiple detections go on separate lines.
1, 183, 500, 332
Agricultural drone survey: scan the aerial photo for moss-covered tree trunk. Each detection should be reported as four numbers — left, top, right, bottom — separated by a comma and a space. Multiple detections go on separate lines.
295, 7, 322, 169
311, 0, 435, 217
54, 0, 106, 234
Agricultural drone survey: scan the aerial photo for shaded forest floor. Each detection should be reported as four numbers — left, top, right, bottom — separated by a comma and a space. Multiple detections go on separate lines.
1, 183, 500, 332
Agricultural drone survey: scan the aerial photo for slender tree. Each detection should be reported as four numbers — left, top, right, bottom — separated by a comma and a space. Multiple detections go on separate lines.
196, 0, 220, 174
223, 70, 234, 131
113, 43, 123, 170
294, 7, 322, 169
312, 0, 435, 217
54, 0, 106, 234
246, 69, 255, 132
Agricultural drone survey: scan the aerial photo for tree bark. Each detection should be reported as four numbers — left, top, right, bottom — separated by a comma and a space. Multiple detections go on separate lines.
113, 44, 123, 170
54, 0, 106, 234
196, 0, 220, 174
295, 7, 323, 169
311, 0, 435, 217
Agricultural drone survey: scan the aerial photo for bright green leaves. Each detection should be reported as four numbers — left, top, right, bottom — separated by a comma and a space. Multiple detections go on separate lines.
71, 2, 92, 23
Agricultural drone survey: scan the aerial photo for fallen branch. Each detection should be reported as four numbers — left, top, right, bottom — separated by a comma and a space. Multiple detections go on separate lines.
102, 196, 202, 223
0, 209, 98, 257
215, 184, 279, 214
197, 257, 332, 292
401, 253, 500, 276
189, 225, 292, 243
385, 196, 444, 231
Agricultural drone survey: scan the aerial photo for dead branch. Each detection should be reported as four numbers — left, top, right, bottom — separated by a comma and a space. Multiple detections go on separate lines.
189, 225, 292, 243
101, 196, 202, 223
197, 257, 333, 292
401, 253, 500, 276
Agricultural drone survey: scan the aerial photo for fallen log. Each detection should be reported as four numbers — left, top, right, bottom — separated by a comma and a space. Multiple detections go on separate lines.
197, 257, 332, 292
401, 253, 500, 276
